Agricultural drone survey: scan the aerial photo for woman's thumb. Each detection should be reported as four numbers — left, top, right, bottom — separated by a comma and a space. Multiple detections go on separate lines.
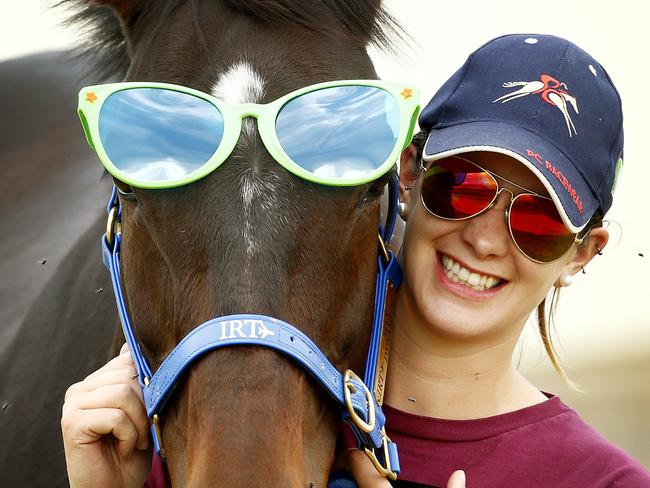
446, 470, 466, 488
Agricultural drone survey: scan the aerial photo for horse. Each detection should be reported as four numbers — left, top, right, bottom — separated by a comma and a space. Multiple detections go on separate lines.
0, 51, 120, 486
0, 1, 406, 486
0, 51, 111, 358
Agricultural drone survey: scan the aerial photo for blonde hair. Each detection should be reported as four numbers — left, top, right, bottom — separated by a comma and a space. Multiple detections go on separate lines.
536, 211, 604, 387
536, 288, 572, 385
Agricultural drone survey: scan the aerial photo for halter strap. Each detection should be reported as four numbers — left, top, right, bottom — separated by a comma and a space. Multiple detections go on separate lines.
101, 177, 402, 479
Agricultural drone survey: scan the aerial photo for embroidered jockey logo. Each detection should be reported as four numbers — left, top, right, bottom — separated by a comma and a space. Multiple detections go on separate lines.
493, 74, 579, 137
218, 319, 276, 340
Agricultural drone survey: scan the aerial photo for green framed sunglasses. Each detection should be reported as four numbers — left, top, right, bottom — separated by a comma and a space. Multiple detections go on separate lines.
77, 80, 420, 189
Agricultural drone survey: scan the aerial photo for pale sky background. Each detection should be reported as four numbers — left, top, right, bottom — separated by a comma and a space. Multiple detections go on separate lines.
1, 1, 648, 378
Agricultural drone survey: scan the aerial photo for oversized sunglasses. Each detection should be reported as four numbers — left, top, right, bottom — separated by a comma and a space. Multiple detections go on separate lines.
420, 156, 583, 263
77, 80, 420, 189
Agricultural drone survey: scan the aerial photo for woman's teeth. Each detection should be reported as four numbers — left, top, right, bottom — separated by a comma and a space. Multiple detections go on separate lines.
441, 255, 502, 291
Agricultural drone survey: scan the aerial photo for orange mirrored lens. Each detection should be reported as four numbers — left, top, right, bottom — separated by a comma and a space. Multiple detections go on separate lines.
421, 157, 497, 219
510, 194, 575, 262
421, 156, 575, 262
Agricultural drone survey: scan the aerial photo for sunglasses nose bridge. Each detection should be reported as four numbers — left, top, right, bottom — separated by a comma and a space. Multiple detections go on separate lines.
493, 187, 516, 229
238, 102, 263, 118
493, 187, 515, 209
235, 103, 265, 133
231, 104, 264, 145
495, 186, 515, 200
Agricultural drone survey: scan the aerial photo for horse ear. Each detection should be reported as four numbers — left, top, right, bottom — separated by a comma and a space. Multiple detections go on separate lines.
92, 0, 139, 18
89, 0, 144, 30
59, 0, 148, 79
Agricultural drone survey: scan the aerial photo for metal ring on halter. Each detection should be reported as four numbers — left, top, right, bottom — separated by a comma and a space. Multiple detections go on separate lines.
105, 207, 118, 247
105, 199, 122, 248
343, 369, 376, 433
364, 428, 397, 481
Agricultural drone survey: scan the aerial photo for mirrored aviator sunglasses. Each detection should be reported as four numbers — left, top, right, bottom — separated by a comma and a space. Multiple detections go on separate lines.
77, 80, 420, 189
419, 156, 581, 263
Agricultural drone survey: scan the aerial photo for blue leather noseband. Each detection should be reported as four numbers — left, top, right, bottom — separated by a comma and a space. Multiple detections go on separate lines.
101, 176, 402, 479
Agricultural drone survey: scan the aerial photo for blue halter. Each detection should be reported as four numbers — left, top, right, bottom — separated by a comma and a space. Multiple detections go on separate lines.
101, 176, 402, 480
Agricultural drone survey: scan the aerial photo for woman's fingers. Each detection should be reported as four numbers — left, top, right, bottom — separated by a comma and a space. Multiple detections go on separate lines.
62, 407, 141, 459
83, 348, 135, 382
65, 346, 145, 412
340, 448, 466, 488
62, 346, 153, 488
67, 383, 150, 450
344, 449, 392, 488
446, 470, 466, 488
66, 367, 144, 406
62, 346, 149, 453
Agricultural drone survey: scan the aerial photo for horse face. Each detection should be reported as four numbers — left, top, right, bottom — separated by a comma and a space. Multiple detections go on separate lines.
90, 0, 389, 485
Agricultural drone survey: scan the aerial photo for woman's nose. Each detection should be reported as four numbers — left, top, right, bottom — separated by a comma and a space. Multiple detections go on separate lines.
459, 191, 512, 259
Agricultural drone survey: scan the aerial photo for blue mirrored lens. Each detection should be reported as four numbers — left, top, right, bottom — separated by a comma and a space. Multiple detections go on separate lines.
275, 86, 400, 180
99, 88, 224, 184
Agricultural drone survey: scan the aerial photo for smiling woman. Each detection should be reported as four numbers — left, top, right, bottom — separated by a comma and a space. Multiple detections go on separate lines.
344, 33, 650, 487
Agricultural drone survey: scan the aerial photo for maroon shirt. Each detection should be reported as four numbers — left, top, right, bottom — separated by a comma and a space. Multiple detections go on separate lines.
384, 395, 649, 487
144, 455, 169, 488
145, 394, 649, 487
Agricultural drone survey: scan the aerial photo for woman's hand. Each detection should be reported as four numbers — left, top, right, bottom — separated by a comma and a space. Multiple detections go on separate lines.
445, 470, 467, 488
61, 344, 152, 488
343, 449, 392, 488
345, 449, 467, 487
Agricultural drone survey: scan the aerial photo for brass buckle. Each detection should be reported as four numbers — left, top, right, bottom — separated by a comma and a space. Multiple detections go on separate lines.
377, 233, 390, 264
152, 414, 167, 460
343, 369, 376, 433
364, 428, 398, 481
145, 377, 167, 461
105, 206, 122, 247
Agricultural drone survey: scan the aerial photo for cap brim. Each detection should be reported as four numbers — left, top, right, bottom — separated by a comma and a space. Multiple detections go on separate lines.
423, 121, 598, 232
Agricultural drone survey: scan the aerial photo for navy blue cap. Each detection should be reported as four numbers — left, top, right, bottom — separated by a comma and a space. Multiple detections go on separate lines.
419, 34, 624, 231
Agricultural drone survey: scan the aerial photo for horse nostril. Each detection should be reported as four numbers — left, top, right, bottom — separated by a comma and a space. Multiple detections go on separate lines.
290, 336, 295, 342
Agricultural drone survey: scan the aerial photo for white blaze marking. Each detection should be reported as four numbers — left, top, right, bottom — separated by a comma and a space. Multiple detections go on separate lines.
211, 62, 270, 262
211, 61, 266, 104
241, 178, 256, 256
211, 61, 266, 138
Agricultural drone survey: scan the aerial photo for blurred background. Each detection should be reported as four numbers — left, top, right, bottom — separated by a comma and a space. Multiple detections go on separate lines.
1, 0, 648, 467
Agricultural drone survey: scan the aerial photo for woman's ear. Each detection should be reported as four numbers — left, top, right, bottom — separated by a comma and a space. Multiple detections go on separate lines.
557, 227, 609, 286
399, 144, 419, 207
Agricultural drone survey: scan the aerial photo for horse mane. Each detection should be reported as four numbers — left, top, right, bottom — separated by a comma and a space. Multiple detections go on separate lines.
221, 0, 400, 48
57, 0, 402, 81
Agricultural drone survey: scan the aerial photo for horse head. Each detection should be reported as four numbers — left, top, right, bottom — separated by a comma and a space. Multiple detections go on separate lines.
69, 0, 411, 485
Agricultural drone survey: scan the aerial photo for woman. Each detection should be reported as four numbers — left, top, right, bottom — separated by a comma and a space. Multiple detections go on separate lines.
344, 33, 648, 487
61, 34, 649, 487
